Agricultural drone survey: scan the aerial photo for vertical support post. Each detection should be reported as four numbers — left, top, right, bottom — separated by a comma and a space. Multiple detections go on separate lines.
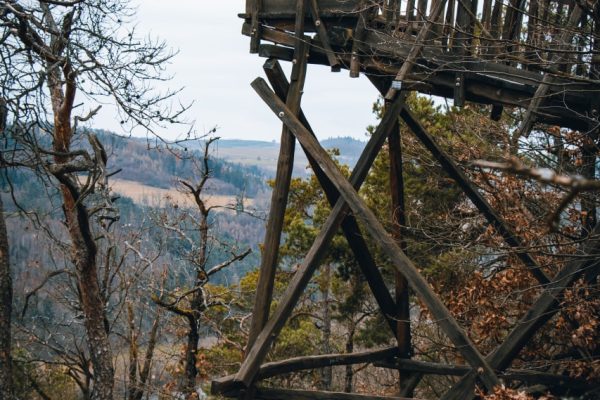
452, 0, 472, 107
249, 0, 263, 53
351, 1, 371, 78
481, 0, 492, 31
245, 0, 309, 353
417, 0, 428, 20
388, 112, 412, 394
442, 0, 455, 50
407, 0, 416, 23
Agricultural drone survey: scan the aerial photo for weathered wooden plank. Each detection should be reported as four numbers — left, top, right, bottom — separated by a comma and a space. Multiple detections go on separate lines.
442, 0, 455, 49
245, 3, 308, 352
389, 117, 412, 391
257, 347, 398, 379
350, 1, 369, 78
263, 58, 400, 336
377, 358, 470, 375
500, 0, 526, 59
255, 387, 414, 400
250, 77, 500, 390
378, 358, 597, 390
234, 85, 408, 387
407, 0, 417, 22
417, 0, 428, 20
481, 0, 492, 30
260, 0, 357, 15
250, 0, 263, 53
309, 0, 341, 71
452, 0, 470, 54
213, 347, 397, 395
398, 107, 550, 285
441, 222, 600, 400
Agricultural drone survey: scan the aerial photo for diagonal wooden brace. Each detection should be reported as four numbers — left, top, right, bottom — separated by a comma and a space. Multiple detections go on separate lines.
441, 222, 600, 400
263, 58, 400, 337
399, 107, 551, 285
234, 83, 408, 388
250, 77, 500, 390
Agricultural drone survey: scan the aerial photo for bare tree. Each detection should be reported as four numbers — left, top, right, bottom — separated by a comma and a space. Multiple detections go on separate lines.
0, 97, 14, 399
153, 138, 251, 398
0, 1, 188, 398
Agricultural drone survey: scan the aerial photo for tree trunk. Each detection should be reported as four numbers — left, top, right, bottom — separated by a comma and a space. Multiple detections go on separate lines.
0, 193, 13, 400
320, 264, 332, 390
344, 324, 354, 393
184, 316, 200, 399
49, 63, 114, 400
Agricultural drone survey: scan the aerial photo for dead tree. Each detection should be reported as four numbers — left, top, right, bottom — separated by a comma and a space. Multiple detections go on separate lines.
153, 138, 251, 398
0, 1, 188, 398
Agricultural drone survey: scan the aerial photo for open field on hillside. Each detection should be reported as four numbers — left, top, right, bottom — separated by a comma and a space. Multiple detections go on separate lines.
110, 179, 253, 210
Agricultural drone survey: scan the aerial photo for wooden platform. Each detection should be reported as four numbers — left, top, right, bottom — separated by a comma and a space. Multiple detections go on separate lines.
240, 0, 600, 131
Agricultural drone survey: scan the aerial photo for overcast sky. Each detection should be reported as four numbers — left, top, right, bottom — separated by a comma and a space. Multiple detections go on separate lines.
93, 0, 380, 142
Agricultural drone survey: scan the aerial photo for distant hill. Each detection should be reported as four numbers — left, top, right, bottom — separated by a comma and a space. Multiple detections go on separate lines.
93, 130, 270, 197
199, 136, 366, 176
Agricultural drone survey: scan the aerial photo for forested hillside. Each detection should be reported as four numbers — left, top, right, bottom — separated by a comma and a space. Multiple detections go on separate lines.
95, 130, 270, 196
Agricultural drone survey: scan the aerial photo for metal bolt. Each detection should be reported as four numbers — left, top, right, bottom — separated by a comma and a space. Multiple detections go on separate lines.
278, 111, 285, 118
292, 59, 297, 64
316, 20, 321, 27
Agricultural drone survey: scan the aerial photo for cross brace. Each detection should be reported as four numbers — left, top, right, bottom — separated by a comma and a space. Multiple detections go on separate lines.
245, 77, 500, 390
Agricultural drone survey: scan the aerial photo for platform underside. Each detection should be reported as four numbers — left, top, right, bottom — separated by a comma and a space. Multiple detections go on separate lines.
241, 0, 600, 131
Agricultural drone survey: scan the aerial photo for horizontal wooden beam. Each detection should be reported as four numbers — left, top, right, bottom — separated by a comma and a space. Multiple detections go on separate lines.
250, 77, 500, 391
377, 359, 596, 391
258, 347, 398, 379
254, 388, 416, 400
242, 22, 598, 131
212, 347, 398, 396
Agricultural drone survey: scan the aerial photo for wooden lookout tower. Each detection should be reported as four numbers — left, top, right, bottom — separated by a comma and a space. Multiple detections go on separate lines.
212, 0, 600, 398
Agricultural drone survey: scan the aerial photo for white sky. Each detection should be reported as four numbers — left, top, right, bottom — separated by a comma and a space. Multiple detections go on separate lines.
93, 0, 380, 142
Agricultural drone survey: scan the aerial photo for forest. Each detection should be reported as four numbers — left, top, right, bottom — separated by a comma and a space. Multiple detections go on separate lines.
0, 0, 599, 400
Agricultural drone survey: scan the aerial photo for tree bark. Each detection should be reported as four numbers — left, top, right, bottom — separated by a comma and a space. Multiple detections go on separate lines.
0, 97, 13, 400
0, 185, 13, 400
184, 316, 200, 398
344, 327, 354, 393
320, 264, 332, 391
49, 65, 114, 399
